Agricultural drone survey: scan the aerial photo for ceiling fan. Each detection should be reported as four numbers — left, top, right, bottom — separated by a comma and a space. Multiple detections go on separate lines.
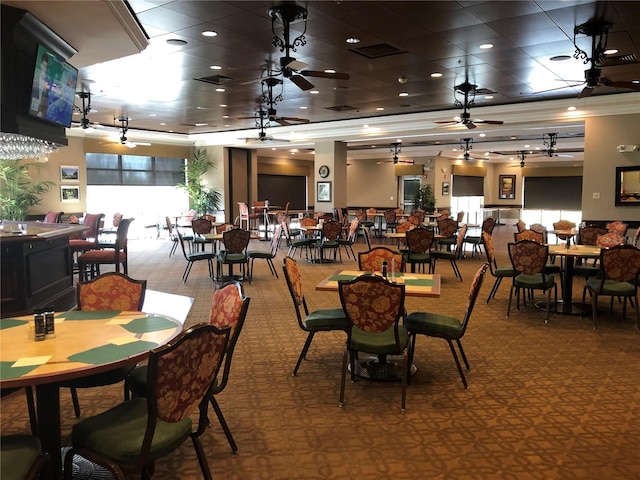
238, 77, 310, 126
376, 142, 414, 164
100, 117, 151, 148
239, 109, 290, 143
441, 137, 488, 161
539, 133, 579, 158
71, 91, 92, 130
267, 2, 350, 91
434, 81, 504, 129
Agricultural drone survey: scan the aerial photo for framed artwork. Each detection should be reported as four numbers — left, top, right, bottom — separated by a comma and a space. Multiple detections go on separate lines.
499, 174, 516, 199
317, 181, 332, 202
442, 181, 450, 196
61, 185, 80, 202
60, 165, 79, 182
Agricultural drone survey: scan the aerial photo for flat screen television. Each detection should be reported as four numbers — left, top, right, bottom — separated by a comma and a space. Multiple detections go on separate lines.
28, 44, 78, 128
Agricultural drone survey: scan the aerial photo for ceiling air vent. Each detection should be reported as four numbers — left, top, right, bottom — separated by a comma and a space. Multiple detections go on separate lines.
349, 43, 407, 59
327, 105, 357, 112
598, 53, 638, 67
194, 75, 234, 85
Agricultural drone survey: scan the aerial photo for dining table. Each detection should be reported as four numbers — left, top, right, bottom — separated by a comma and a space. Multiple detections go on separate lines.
0, 309, 183, 477
252, 204, 281, 241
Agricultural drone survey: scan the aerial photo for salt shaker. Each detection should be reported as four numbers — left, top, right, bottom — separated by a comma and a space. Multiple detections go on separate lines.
381, 260, 388, 279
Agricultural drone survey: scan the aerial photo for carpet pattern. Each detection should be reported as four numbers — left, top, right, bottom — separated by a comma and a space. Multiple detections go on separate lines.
2, 227, 640, 479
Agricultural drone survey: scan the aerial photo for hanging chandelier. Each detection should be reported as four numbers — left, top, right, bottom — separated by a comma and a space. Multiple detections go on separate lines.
0, 133, 58, 161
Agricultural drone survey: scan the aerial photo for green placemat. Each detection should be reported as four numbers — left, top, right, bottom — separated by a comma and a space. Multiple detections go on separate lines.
122, 316, 176, 334
0, 318, 29, 330
57, 310, 121, 320
405, 278, 437, 287
0, 360, 40, 380
68, 340, 158, 365
329, 274, 358, 282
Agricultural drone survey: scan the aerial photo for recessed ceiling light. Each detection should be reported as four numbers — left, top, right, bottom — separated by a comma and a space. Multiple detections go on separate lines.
452, 148, 458, 151
210, 65, 222, 70
324, 69, 336, 74
479, 133, 486, 137
290, 149, 298, 153
371, 145, 376, 148
484, 95, 494, 100
363, 124, 370, 128
510, 136, 517, 140
632, 80, 640, 84
160, 122, 166, 126
399, 92, 409, 97
567, 106, 576, 111
346, 37, 360, 44
310, 90, 319, 94
479, 43, 493, 49
300, 106, 307, 109
202, 30, 218, 37
396, 139, 402, 143
376, 107, 385, 111
550, 55, 571, 61
166, 38, 187, 46
196, 106, 208, 110
604, 48, 618, 55
215, 88, 225, 92
149, 113, 156, 117
430, 72, 443, 78
222, 115, 229, 119
194, 123, 208, 127
219, 104, 227, 108
524, 144, 530, 148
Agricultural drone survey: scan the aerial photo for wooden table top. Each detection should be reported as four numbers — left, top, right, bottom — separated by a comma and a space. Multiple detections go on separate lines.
202, 232, 261, 241
0, 311, 182, 388
383, 231, 445, 240
316, 269, 441, 297
548, 244, 601, 258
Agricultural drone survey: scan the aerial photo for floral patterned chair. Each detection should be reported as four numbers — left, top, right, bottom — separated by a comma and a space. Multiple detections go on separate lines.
282, 257, 349, 376
337, 217, 360, 261
63, 323, 230, 480
581, 244, 640, 330
431, 224, 467, 281
403, 227, 434, 274
338, 275, 408, 412
514, 229, 545, 243
358, 247, 404, 273
217, 228, 251, 281
606, 220, 629, 237
483, 232, 516, 304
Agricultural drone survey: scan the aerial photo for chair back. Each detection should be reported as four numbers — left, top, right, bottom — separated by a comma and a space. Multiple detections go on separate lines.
516, 219, 526, 232
282, 257, 311, 324
77, 272, 146, 311
43, 211, 63, 223
606, 220, 628, 236
481, 216, 497, 235
596, 232, 626, 248
407, 214, 420, 226
529, 223, 547, 242
437, 218, 458, 237
222, 228, 251, 254
253, 201, 266, 214
578, 225, 608, 245
482, 231, 498, 270
458, 263, 489, 336
347, 217, 359, 240
508, 240, 549, 275
552, 220, 576, 240
339, 275, 405, 341
412, 210, 425, 224
114, 218, 134, 255
384, 209, 397, 223
456, 211, 465, 223
208, 282, 250, 393
202, 214, 216, 223
599, 245, 640, 283
632, 228, 640, 247
238, 202, 249, 219
366, 208, 376, 220
361, 223, 372, 249
112, 212, 124, 228
355, 209, 367, 223
176, 229, 191, 259
270, 224, 283, 255
514, 229, 545, 243
191, 217, 213, 236
78, 213, 105, 243
358, 247, 404, 272
455, 223, 468, 255
321, 220, 342, 242
300, 216, 317, 228
406, 227, 434, 254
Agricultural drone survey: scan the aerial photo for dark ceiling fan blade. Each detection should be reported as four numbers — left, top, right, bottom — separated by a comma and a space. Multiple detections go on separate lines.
604, 80, 640, 90
273, 118, 291, 126
474, 119, 504, 125
532, 82, 584, 94
289, 75, 314, 91
578, 85, 596, 99
434, 120, 458, 125
299, 70, 350, 80
466, 122, 477, 129
276, 116, 310, 124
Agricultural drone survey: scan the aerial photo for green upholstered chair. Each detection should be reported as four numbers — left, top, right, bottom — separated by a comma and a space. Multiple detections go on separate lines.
405, 263, 488, 389
337, 217, 359, 261
126, 282, 250, 454
431, 224, 467, 281
338, 275, 409, 413
63, 323, 230, 480
282, 218, 315, 261
314, 220, 343, 263
191, 217, 215, 252
358, 247, 404, 273
507, 240, 558, 324
247, 224, 281, 282
177, 228, 215, 282
483, 232, 516, 303
403, 226, 434, 274
1, 435, 52, 480
282, 257, 350, 376
62, 272, 147, 418
464, 216, 496, 258
217, 228, 251, 281
436, 217, 458, 251
581, 244, 640, 330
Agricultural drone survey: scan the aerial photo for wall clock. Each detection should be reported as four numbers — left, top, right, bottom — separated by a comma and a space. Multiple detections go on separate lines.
318, 165, 330, 178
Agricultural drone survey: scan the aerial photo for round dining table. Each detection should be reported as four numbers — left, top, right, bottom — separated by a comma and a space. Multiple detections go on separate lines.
0, 310, 183, 476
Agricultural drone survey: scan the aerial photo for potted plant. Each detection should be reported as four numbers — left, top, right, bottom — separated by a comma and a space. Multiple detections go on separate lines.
412, 184, 435, 213
0, 160, 55, 221
177, 149, 222, 216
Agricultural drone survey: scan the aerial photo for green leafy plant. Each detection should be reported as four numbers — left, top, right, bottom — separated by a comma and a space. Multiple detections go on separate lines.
177, 149, 222, 216
0, 160, 55, 220
412, 184, 435, 213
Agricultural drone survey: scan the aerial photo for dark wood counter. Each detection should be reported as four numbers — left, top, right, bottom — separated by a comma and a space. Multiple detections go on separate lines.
1, 222, 87, 317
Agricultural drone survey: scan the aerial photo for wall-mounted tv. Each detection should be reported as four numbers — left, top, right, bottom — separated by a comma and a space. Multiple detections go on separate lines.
28, 44, 78, 128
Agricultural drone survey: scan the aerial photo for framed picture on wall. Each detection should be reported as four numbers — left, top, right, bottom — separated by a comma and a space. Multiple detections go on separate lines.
317, 181, 332, 202
60, 165, 79, 182
499, 174, 516, 199
61, 185, 80, 202
442, 181, 450, 196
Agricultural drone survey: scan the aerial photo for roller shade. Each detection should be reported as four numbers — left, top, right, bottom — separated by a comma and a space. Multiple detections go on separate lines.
524, 176, 582, 209
452, 175, 484, 196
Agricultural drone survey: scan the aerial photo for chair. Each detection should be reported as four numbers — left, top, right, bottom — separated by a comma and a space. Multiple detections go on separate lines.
596, 231, 626, 247
337, 217, 359, 261
464, 216, 496, 258
552, 220, 576, 243
43, 210, 63, 223
578, 225, 608, 246
314, 220, 343, 263
217, 228, 251, 281
403, 226, 434, 273
1, 434, 52, 480
62, 323, 230, 480
436, 217, 458, 251
69, 213, 105, 269
237, 202, 261, 233
253, 200, 268, 235
514, 229, 545, 243
581, 244, 640, 330
358, 247, 404, 273
483, 232, 516, 303
165, 215, 193, 257
606, 220, 629, 237
632, 228, 640, 248
62, 272, 147, 418
125, 282, 250, 454
573, 232, 626, 280
514, 229, 563, 289
78, 218, 134, 281
282, 218, 315, 261
515, 219, 526, 232
355, 208, 374, 232
456, 211, 465, 223
247, 223, 281, 281
405, 263, 488, 389
412, 209, 425, 224
507, 240, 558, 323
282, 257, 350, 376
98, 212, 124, 247
361, 223, 372, 250
383, 209, 399, 233
338, 275, 409, 412
176, 229, 215, 282
394, 221, 412, 250
431, 224, 467, 281
191, 217, 215, 252
529, 223, 548, 243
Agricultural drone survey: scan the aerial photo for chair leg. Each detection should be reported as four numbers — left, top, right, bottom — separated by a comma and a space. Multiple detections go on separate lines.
191, 436, 213, 480
401, 352, 408, 414
447, 339, 468, 389
339, 348, 348, 408
451, 259, 462, 281
592, 291, 598, 330
70, 387, 81, 417
209, 396, 238, 453
293, 332, 315, 376
25, 386, 38, 435
487, 277, 503, 303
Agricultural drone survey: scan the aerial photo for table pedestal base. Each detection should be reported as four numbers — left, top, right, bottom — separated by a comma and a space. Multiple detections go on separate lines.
535, 300, 590, 316
349, 355, 416, 382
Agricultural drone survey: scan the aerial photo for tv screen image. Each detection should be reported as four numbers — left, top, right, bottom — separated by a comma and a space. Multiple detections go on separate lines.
29, 44, 78, 128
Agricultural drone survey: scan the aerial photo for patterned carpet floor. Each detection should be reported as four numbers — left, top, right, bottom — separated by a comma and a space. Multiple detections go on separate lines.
2, 226, 640, 479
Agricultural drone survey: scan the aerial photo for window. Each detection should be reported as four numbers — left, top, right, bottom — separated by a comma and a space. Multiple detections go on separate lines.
86, 153, 184, 186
